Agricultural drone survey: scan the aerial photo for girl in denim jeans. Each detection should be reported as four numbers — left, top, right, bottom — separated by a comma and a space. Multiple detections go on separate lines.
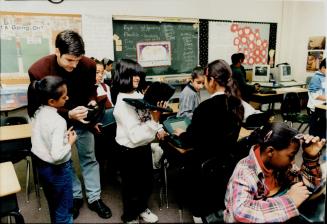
28, 76, 77, 223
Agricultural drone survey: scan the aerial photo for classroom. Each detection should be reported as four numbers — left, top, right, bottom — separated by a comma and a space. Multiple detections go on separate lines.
0, 0, 326, 223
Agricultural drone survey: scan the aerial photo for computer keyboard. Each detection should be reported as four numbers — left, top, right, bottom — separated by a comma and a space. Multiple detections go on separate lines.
280, 81, 303, 86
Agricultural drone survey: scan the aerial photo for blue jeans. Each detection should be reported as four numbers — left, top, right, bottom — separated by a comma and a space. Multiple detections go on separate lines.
72, 127, 101, 203
35, 156, 73, 223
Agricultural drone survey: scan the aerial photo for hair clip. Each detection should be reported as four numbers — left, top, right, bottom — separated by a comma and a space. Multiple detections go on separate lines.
293, 133, 304, 140
264, 130, 273, 143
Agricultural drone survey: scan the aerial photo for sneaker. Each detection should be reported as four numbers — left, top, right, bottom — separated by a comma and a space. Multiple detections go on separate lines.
125, 219, 139, 224
192, 216, 203, 223
88, 199, 112, 219
139, 208, 158, 223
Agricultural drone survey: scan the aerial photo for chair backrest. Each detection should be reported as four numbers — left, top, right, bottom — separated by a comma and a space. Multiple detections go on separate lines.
244, 112, 273, 130
1, 116, 28, 126
281, 92, 301, 118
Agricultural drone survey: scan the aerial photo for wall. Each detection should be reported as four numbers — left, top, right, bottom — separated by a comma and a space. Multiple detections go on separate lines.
280, 1, 326, 81
0, 0, 325, 81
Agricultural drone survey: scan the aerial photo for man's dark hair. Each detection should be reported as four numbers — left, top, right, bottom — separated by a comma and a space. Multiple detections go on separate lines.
238, 53, 245, 60
231, 53, 240, 65
55, 30, 85, 56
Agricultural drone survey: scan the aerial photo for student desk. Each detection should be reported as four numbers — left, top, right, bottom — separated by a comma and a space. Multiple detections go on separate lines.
164, 127, 252, 155
0, 124, 32, 141
250, 87, 308, 111
0, 161, 25, 223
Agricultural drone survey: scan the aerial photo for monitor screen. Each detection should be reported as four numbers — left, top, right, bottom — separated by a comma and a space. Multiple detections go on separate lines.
252, 65, 270, 82
279, 64, 293, 81
282, 65, 291, 76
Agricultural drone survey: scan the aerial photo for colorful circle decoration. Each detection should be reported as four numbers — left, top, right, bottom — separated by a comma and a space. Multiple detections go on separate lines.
231, 23, 268, 65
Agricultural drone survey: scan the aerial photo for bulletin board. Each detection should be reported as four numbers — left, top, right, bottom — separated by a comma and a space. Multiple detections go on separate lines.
199, 20, 277, 69
113, 17, 199, 76
0, 11, 81, 84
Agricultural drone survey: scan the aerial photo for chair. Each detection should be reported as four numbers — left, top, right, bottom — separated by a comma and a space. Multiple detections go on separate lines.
243, 111, 274, 130
280, 92, 310, 132
0, 116, 36, 205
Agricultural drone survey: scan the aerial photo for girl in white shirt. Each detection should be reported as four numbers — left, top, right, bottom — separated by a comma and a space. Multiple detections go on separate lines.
113, 59, 166, 223
27, 76, 77, 223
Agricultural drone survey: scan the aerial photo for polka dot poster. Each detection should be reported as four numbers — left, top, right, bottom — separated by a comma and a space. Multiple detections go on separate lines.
207, 20, 277, 69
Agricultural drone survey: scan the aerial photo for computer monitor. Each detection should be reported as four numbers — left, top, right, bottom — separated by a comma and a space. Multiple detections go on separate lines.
275, 64, 293, 82
252, 64, 270, 82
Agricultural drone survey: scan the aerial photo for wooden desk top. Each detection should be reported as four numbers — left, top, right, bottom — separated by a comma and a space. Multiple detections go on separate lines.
275, 87, 308, 94
254, 87, 308, 96
315, 104, 327, 111
167, 127, 252, 154
238, 127, 253, 140
0, 123, 31, 141
0, 161, 21, 197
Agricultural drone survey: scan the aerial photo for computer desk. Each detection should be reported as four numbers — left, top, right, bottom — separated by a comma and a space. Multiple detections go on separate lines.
249, 81, 306, 88
250, 87, 308, 111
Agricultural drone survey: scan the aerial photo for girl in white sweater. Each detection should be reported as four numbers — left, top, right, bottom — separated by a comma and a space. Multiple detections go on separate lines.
113, 59, 166, 223
28, 76, 77, 223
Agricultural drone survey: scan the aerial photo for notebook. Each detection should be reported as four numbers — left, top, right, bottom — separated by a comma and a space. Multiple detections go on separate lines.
163, 116, 191, 148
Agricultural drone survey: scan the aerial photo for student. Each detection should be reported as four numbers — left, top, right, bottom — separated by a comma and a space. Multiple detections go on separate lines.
95, 59, 113, 109
307, 58, 326, 138
174, 59, 244, 222
102, 58, 114, 85
27, 76, 77, 223
224, 122, 326, 223
113, 59, 166, 223
28, 30, 112, 219
177, 66, 204, 119
230, 53, 260, 101
238, 53, 247, 81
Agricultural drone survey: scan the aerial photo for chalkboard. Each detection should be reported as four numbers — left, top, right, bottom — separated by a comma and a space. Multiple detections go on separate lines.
113, 20, 199, 76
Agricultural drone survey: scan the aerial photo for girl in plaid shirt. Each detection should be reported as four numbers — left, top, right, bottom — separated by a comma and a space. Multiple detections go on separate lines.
224, 122, 326, 223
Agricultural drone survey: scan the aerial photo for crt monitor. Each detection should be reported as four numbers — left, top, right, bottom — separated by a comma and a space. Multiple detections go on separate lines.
275, 64, 293, 82
252, 64, 270, 82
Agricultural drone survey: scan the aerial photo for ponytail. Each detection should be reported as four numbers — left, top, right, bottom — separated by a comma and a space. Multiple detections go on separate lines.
207, 59, 244, 122
27, 80, 41, 118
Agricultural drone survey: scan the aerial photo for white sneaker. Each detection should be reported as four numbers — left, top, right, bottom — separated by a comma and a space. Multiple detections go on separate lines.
125, 219, 139, 224
139, 208, 158, 223
193, 216, 203, 223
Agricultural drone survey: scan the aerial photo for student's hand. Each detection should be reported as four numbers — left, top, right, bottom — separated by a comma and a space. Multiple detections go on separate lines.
157, 100, 168, 109
93, 123, 103, 134
302, 135, 326, 158
67, 126, 77, 146
287, 182, 311, 208
156, 129, 168, 140
88, 100, 97, 107
173, 128, 185, 136
68, 106, 90, 124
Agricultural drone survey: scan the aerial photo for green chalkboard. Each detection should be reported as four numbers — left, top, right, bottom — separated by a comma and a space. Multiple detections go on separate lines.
113, 20, 198, 76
